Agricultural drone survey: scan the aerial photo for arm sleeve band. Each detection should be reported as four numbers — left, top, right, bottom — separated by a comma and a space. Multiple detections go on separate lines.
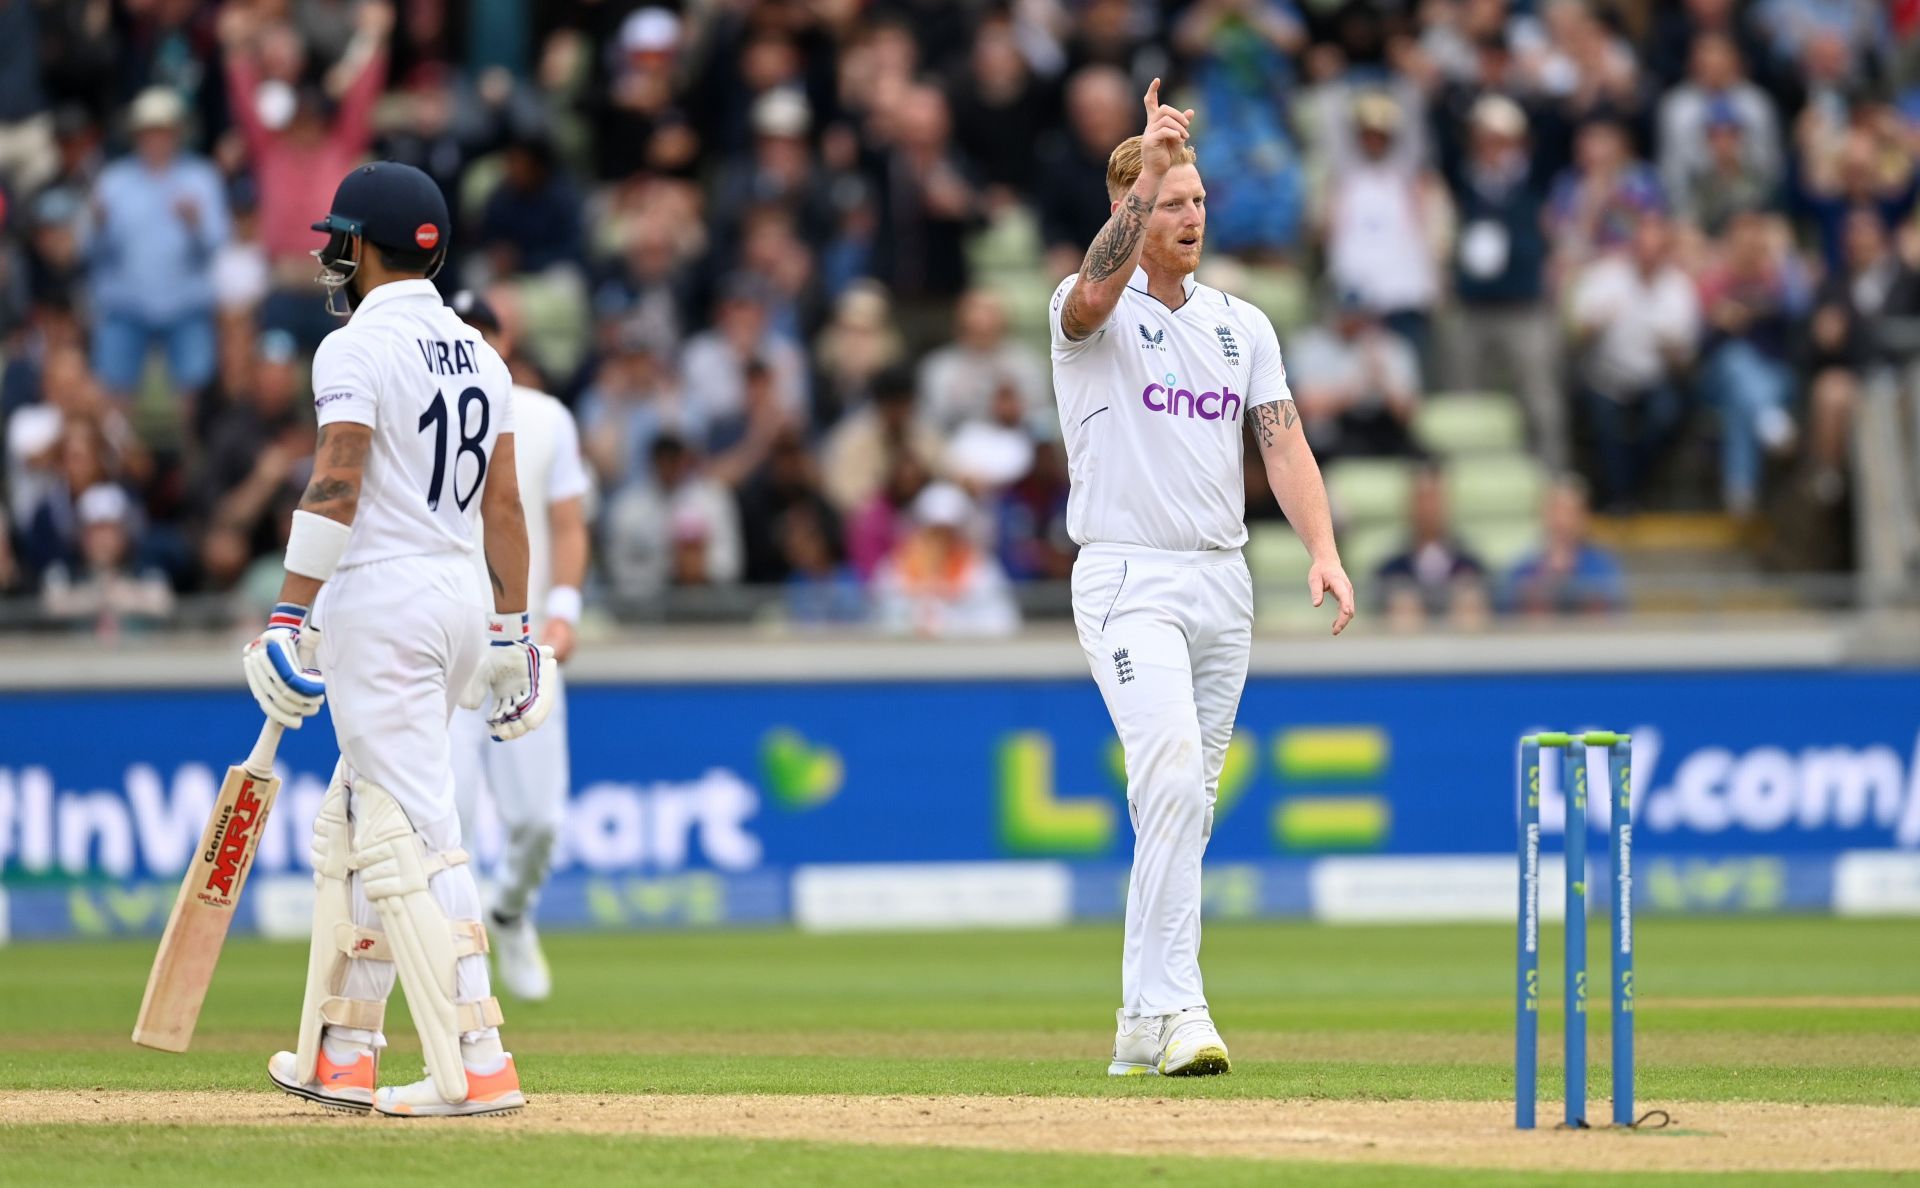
285, 510, 353, 581
544, 585, 583, 625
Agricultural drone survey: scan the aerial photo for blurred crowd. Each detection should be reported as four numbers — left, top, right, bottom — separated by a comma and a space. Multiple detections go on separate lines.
1, 0, 1918, 637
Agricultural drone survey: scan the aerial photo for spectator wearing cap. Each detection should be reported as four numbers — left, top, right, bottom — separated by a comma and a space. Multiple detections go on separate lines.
476, 133, 585, 278
1442, 94, 1565, 472
1656, 32, 1782, 217
873, 482, 1020, 638
194, 329, 313, 589
40, 482, 173, 635
820, 364, 943, 518
83, 86, 229, 403
1567, 213, 1700, 511
1545, 118, 1665, 286
918, 288, 1052, 440
712, 90, 829, 242
22, 187, 83, 310
1320, 92, 1447, 364
1674, 101, 1778, 234
220, 2, 387, 284
210, 180, 270, 319
679, 274, 809, 437
590, 7, 686, 181
1285, 292, 1423, 462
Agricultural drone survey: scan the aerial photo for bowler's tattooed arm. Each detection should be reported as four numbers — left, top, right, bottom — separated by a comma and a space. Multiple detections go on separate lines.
1248, 399, 1299, 451
1060, 192, 1154, 342
1250, 395, 1353, 633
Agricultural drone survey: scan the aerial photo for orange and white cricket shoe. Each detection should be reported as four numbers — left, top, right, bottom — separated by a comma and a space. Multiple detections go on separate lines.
374, 1054, 526, 1118
267, 1046, 375, 1114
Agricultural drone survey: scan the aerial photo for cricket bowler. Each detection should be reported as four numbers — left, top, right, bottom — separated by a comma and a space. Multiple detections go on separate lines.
448, 289, 591, 1002
1049, 81, 1355, 1076
241, 161, 555, 1116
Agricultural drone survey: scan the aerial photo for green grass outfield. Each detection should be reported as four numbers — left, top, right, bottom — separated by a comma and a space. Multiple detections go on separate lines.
2, 917, 1917, 1185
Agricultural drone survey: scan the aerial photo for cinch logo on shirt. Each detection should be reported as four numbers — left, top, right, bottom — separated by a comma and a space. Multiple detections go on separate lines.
1141, 374, 1242, 422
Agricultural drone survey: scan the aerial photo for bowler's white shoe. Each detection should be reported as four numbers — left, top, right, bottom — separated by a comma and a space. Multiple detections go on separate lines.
491, 911, 552, 1002
1107, 1009, 1167, 1076
374, 1055, 527, 1117
1158, 1007, 1231, 1076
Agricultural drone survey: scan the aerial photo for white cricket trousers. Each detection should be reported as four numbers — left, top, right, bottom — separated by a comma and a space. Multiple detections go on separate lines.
1072, 543, 1253, 1017
313, 552, 496, 1029
452, 675, 569, 921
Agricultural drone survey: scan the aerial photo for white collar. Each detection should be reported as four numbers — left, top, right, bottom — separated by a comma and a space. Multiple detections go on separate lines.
352, 278, 442, 317
1129, 265, 1198, 304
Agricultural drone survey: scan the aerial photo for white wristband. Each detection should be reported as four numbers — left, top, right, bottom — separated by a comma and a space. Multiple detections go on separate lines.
544, 585, 582, 625
284, 510, 352, 581
488, 611, 531, 644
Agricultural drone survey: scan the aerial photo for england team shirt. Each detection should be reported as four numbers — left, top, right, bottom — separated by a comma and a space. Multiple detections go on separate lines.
312, 279, 516, 568
1049, 266, 1291, 552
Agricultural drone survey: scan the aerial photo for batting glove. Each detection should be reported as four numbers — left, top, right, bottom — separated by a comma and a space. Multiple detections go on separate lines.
480, 611, 555, 741
242, 603, 326, 728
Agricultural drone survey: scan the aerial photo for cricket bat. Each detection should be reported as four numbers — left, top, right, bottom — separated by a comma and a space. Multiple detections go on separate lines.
132, 718, 287, 1051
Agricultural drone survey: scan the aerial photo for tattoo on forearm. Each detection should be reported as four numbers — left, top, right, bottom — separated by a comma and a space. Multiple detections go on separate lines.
487, 558, 506, 598
1082, 193, 1151, 283
1279, 399, 1298, 430
1062, 193, 1152, 341
300, 475, 353, 506
323, 425, 369, 468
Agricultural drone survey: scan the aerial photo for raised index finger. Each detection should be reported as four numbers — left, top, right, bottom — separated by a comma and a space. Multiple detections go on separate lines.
1144, 77, 1161, 115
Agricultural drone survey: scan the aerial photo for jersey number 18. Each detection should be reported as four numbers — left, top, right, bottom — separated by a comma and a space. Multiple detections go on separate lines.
418, 386, 489, 512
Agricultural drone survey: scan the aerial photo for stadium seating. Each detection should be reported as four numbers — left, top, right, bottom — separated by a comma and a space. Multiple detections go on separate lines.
1414, 392, 1528, 457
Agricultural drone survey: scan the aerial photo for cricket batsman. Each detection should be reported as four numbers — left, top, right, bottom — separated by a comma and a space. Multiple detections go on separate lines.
1050, 81, 1355, 1076
447, 289, 591, 1001
242, 161, 555, 1115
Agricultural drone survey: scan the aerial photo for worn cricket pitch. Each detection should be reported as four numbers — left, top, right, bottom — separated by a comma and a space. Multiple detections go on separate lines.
4, 1089, 1919, 1175
3, 919, 1917, 1185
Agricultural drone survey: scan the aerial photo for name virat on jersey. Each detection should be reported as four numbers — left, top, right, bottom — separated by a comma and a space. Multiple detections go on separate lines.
417, 338, 483, 376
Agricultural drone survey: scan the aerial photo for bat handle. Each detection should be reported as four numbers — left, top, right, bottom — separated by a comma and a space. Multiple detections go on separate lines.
244, 719, 285, 778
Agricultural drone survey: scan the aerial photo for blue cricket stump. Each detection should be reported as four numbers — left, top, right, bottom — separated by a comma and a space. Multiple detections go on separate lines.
1563, 740, 1589, 1128
1514, 736, 1543, 1129
1608, 736, 1635, 1126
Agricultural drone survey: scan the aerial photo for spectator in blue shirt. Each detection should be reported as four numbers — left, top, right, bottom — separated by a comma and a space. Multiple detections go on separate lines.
1506, 478, 1627, 616
84, 88, 228, 403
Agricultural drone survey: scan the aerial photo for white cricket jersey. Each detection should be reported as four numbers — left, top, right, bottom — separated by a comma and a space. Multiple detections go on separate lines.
1049, 266, 1291, 551
470, 385, 591, 626
312, 279, 515, 569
